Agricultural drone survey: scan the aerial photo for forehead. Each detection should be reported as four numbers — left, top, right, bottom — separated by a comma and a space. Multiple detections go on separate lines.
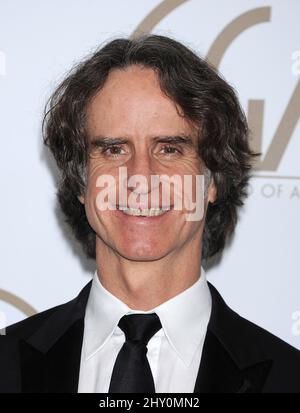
86, 65, 197, 139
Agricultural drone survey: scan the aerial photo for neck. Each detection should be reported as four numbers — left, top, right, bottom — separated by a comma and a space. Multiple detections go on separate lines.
95, 237, 203, 311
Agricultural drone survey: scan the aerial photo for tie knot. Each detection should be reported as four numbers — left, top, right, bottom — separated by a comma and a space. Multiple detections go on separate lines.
118, 313, 162, 345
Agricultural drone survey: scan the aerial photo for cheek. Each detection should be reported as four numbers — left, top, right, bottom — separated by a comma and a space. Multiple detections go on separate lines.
83, 173, 105, 225
85, 164, 116, 206
173, 178, 203, 213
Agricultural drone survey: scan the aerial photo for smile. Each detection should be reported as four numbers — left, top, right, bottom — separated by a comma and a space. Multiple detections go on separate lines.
117, 206, 171, 217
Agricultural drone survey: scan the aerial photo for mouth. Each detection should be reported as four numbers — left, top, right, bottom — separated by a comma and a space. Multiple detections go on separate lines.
116, 205, 172, 218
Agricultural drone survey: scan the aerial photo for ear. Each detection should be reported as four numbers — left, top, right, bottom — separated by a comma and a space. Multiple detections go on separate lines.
78, 195, 85, 205
207, 179, 217, 204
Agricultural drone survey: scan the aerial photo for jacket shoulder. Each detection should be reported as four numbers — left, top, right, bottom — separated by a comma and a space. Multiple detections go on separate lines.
208, 282, 300, 391
234, 308, 300, 391
208, 281, 300, 360
233, 306, 300, 362
6, 302, 69, 341
5, 281, 92, 342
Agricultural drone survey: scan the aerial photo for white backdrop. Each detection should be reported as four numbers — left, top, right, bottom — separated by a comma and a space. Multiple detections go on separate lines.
0, 0, 299, 350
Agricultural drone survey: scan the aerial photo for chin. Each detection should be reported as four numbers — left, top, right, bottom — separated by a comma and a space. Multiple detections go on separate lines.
117, 241, 170, 262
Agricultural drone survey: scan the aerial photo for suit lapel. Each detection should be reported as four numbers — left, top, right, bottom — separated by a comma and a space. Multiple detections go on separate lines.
194, 282, 273, 393
19, 282, 91, 393
20, 319, 84, 393
194, 329, 273, 393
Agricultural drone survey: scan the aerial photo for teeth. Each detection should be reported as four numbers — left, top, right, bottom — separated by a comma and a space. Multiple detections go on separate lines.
118, 207, 170, 217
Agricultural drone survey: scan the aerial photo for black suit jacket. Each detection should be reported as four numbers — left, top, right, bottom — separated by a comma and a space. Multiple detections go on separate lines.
1, 281, 300, 393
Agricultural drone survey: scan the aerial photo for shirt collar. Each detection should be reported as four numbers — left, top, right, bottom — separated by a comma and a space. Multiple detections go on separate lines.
83, 267, 212, 367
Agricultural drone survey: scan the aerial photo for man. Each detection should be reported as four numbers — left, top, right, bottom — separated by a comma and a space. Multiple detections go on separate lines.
1, 34, 300, 393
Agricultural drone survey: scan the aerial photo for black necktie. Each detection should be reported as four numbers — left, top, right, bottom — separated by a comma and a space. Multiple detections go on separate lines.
108, 313, 162, 393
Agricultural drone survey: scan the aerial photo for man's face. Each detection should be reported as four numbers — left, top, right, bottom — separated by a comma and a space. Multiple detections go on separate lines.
81, 65, 215, 261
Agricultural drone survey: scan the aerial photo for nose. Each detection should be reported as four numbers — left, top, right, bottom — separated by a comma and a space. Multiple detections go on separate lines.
125, 151, 157, 195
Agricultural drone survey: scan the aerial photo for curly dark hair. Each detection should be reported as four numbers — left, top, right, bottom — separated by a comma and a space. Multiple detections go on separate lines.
43, 34, 258, 261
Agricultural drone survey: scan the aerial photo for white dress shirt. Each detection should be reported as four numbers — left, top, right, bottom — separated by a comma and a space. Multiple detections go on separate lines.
78, 267, 212, 393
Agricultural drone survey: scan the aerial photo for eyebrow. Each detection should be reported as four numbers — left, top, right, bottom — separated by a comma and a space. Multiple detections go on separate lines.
89, 134, 195, 147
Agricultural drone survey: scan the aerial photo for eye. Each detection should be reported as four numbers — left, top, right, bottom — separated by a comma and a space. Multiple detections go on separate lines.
160, 145, 182, 156
102, 145, 126, 157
